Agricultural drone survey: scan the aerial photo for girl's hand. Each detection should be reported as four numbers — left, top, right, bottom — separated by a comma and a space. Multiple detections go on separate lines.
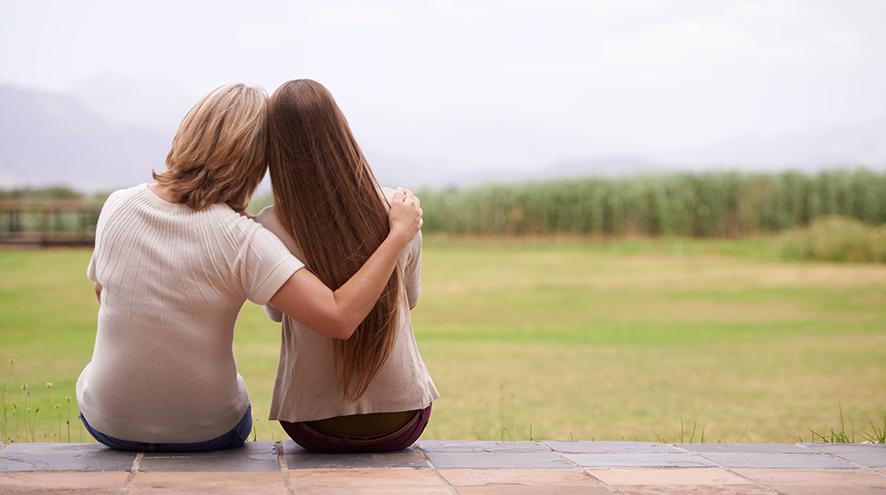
388, 187, 423, 246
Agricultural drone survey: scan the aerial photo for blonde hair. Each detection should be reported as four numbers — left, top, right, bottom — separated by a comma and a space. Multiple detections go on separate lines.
153, 83, 268, 211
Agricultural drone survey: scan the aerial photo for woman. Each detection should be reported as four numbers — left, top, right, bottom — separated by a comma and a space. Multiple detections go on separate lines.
77, 83, 422, 452
257, 79, 439, 453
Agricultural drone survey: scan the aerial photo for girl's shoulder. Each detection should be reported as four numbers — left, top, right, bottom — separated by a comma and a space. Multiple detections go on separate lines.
380, 186, 397, 203
254, 205, 302, 255
254, 205, 282, 235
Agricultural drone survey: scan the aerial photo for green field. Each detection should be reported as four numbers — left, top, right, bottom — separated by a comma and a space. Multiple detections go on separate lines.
1, 237, 884, 444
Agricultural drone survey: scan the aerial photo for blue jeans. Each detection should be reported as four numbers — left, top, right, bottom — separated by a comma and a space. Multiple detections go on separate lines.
80, 406, 252, 452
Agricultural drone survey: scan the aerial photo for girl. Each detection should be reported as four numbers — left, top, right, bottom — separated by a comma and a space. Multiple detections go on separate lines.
77, 83, 422, 452
257, 79, 438, 453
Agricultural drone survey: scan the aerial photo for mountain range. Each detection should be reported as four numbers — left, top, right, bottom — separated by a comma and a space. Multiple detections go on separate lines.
1, 80, 884, 192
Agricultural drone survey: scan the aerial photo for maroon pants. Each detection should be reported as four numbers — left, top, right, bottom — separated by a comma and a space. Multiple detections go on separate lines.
280, 404, 432, 453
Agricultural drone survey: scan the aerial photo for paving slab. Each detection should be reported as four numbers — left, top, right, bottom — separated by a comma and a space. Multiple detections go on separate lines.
418, 440, 548, 453
736, 468, 886, 495
0, 471, 128, 494
439, 468, 610, 494
699, 452, 856, 469
545, 441, 680, 454
801, 443, 886, 452
584, 470, 781, 495
800, 444, 886, 468
282, 442, 429, 469
291, 468, 451, 495
424, 451, 572, 469
586, 467, 750, 485
0, 443, 135, 472
563, 452, 717, 468
139, 441, 280, 472
615, 485, 777, 494
129, 471, 288, 495
678, 443, 812, 453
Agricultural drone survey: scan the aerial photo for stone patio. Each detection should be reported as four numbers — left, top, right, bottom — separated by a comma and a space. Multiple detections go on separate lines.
0, 441, 883, 494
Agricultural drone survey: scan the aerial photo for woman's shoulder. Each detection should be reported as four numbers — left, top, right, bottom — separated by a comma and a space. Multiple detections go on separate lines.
97, 183, 149, 215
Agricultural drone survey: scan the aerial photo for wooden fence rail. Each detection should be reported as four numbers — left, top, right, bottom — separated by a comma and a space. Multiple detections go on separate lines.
0, 200, 102, 247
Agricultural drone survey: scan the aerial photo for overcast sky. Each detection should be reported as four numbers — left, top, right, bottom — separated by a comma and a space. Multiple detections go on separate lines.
2, 0, 886, 182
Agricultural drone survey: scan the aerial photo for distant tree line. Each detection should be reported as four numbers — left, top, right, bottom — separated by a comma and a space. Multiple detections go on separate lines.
0, 187, 107, 203
418, 169, 886, 237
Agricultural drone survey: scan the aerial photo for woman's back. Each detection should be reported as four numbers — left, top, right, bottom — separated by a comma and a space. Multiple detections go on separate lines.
256, 190, 438, 422
78, 183, 303, 443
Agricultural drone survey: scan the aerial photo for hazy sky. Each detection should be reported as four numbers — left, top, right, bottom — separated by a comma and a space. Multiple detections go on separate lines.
2, 0, 886, 180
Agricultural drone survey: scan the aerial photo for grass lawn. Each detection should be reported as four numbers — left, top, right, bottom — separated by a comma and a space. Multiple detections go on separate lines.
1, 237, 884, 444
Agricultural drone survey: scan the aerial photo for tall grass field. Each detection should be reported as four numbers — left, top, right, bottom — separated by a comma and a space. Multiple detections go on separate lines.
1, 236, 884, 444
414, 169, 886, 237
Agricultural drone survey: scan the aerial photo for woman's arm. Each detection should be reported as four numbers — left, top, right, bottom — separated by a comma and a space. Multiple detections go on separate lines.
268, 189, 422, 340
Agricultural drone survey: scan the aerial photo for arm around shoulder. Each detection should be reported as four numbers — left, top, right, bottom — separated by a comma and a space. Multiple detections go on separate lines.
269, 188, 423, 339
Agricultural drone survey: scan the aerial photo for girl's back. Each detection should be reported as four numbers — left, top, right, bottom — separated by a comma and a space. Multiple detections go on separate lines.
257, 191, 438, 423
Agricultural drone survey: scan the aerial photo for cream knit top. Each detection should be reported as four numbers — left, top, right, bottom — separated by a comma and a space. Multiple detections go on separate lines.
256, 193, 439, 422
77, 183, 304, 443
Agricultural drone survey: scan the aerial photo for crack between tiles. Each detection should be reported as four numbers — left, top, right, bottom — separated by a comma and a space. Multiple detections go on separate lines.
275, 441, 295, 495
415, 446, 460, 495
539, 442, 624, 494
121, 452, 143, 495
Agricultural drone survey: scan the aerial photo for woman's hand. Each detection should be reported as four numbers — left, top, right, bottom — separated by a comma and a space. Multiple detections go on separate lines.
388, 188, 423, 246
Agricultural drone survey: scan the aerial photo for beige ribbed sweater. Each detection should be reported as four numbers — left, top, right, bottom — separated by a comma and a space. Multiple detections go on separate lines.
77, 183, 304, 443
256, 195, 439, 422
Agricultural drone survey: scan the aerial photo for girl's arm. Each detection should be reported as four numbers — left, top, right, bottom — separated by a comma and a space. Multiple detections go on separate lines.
268, 189, 422, 340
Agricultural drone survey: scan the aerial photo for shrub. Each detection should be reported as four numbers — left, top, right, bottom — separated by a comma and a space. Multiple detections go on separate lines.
780, 216, 886, 263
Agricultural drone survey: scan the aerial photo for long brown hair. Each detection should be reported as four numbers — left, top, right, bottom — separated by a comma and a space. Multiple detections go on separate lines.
267, 79, 400, 401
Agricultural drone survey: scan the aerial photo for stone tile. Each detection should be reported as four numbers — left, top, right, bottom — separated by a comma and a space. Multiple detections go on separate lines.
424, 451, 572, 469
439, 468, 610, 495
139, 441, 279, 472
0, 471, 128, 494
801, 444, 886, 468
699, 452, 855, 469
418, 440, 548, 453
0, 443, 135, 472
282, 442, 429, 469
827, 452, 886, 468
586, 467, 748, 485
129, 471, 288, 495
678, 443, 811, 453
616, 486, 776, 494
736, 468, 886, 495
545, 441, 680, 454
563, 453, 716, 468
801, 443, 886, 452
291, 468, 451, 494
